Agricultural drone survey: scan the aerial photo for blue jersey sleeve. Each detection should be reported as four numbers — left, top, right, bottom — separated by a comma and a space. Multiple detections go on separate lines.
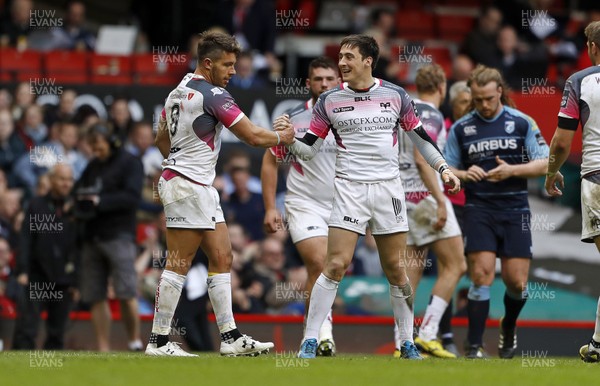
443, 126, 463, 169
523, 115, 549, 160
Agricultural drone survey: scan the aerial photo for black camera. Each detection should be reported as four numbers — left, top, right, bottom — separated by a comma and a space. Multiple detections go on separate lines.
73, 182, 102, 221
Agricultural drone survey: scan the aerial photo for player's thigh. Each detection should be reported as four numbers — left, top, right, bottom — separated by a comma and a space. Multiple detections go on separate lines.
324, 227, 359, 280
373, 231, 408, 282
285, 197, 330, 245
431, 235, 466, 275
467, 251, 496, 286
498, 211, 532, 259
370, 178, 409, 236
581, 179, 600, 243
328, 178, 370, 235
159, 176, 220, 230
463, 207, 499, 255
200, 222, 233, 274
295, 236, 328, 275
500, 257, 531, 293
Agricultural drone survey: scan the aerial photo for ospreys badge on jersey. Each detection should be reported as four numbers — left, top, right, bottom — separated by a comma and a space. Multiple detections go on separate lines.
505, 121, 515, 134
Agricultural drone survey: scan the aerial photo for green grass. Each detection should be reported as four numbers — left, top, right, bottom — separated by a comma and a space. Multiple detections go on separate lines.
0, 352, 596, 386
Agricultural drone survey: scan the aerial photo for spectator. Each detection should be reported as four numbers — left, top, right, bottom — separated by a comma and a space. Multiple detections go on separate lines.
496, 26, 530, 89
463, 5, 503, 68
365, 8, 400, 82
440, 55, 474, 119
0, 189, 22, 248
0, 235, 17, 351
223, 156, 266, 241
229, 51, 267, 90
124, 121, 163, 177
49, 0, 95, 51
221, 149, 262, 196
0, 0, 33, 49
44, 89, 78, 129
448, 81, 472, 125
18, 104, 48, 149
12, 164, 77, 350
228, 222, 257, 270
74, 124, 144, 352
217, 0, 281, 80
14, 120, 87, 196
0, 108, 27, 187
0, 89, 13, 110
11, 82, 35, 122
108, 98, 134, 142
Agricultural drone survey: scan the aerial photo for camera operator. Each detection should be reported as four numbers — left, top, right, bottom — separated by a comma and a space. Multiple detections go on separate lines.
74, 124, 144, 352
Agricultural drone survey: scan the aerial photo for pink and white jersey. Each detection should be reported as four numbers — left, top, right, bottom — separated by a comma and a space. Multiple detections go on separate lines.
162, 73, 244, 185
558, 65, 600, 177
273, 99, 336, 206
398, 99, 446, 200
308, 78, 423, 183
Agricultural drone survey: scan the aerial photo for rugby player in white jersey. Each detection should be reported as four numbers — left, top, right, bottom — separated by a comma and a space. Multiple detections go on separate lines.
261, 57, 340, 356
285, 34, 461, 359
394, 64, 466, 358
145, 30, 295, 357
545, 20, 600, 363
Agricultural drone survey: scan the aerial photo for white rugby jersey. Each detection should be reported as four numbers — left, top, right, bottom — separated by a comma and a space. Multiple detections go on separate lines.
558, 65, 600, 177
162, 73, 244, 185
308, 78, 423, 183
398, 99, 446, 199
272, 99, 336, 206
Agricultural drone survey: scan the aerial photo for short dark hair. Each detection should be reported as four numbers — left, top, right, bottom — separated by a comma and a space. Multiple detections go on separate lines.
308, 56, 338, 78
197, 30, 241, 64
339, 34, 379, 69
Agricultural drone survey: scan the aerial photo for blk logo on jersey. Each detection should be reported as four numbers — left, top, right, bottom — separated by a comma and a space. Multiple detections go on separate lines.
354, 96, 371, 102
505, 121, 515, 134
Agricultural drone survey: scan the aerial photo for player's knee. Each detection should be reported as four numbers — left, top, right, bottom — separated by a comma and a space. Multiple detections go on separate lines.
470, 267, 493, 286
323, 258, 348, 281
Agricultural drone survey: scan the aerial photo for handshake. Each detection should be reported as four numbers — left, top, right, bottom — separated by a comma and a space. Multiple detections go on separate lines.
272, 114, 296, 146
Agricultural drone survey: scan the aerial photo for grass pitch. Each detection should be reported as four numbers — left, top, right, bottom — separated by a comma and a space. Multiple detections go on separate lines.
1, 351, 596, 386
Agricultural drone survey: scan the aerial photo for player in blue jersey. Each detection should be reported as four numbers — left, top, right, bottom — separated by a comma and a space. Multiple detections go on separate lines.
545, 21, 600, 363
444, 65, 549, 359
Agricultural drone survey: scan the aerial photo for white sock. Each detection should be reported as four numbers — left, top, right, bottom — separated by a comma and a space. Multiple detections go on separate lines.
393, 323, 401, 349
418, 295, 448, 341
207, 273, 237, 333
593, 296, 600, 342
318, 310, 333, 342
305, 274, 338, 341
390, 283, 414, 345
151, 270, 186, 335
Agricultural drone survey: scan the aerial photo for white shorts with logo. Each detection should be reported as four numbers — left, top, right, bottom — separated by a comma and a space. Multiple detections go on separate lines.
581, 178, 600, 242
328, 177, 409, 236
285, 195, 331, 244
405, 194, 462, 247
158, 175, 224, 229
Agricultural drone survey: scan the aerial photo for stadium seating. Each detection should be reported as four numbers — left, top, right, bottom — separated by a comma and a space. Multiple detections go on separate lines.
90, 54, 133, 85
436, 14, 475, 42
131, 53, 186, 86
44, 51, 89, 84
396, 10, 436, 41
0, 48, 42, 82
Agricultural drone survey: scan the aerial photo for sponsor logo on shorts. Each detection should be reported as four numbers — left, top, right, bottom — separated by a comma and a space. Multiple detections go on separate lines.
166, 216, 186, 222
212, 217, 216, 222
307, 226, 319, 231
392, 197, 404, 222
591, 217, 600, 230
343, 216, 359, 224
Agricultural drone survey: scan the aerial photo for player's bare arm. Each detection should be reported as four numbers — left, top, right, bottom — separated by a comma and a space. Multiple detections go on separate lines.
406, 127, 461, 194
155, 113, 170, 159
229, 115, 294, 147
413, 147, 447, 231
261, 150, 281, 233
544, 127, 575, 196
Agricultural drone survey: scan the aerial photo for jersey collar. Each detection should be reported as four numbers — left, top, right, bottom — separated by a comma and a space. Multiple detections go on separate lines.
342, 78, 381, 93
